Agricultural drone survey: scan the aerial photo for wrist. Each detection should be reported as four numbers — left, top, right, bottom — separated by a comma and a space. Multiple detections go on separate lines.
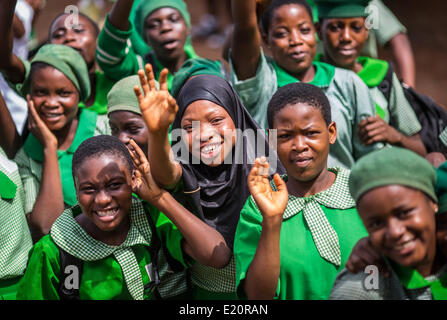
261, 215, 283, 229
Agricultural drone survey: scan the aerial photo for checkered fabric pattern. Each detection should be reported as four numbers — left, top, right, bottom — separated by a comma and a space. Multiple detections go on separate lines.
51, 198, 155, 300
190, 256, 236, 293
268, 167, 355, 267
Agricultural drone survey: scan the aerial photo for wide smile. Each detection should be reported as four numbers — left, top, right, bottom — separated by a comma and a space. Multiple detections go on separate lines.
292, 157, 313, 168
390, 238, 417, 257
40, 112, 64, 122
94, 207, 120, 223
200, 142, 223, 160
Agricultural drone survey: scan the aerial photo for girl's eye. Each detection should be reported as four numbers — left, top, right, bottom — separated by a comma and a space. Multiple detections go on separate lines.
278, 133, 290, 139
59, 91, 72, 97
108, 182, 123, 190
81, 186, 95, 194
170, 15, 180, 23
301, 28, 311, 34
211, 118, 223, 124
399, 208, 413, 218
369, 220, 384, 230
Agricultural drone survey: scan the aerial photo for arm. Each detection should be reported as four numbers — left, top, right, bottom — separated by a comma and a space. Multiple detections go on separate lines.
135, 64, 182, 188
12, 14, 25, 39
129, 139, 232, 269
0, 90, 22, 159
108, 0, 134, 31
387, 33, 416, 88
230, 0, 262, 80
25, 97, 64, 240
243, 158, 288, 300
0, 0, 26, 84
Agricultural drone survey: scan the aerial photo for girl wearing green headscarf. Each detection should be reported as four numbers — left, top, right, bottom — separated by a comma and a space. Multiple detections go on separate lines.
96, 0, 221, 93
13, 44, 110, 243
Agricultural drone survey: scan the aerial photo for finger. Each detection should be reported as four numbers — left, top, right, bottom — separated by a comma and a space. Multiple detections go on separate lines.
167, 95, 179, 114
129, 139, 149, 168
138, 69, 150, 95
145, 64, 157, 91
273, 174, 287, 192
159, 68, 169, 92
134, 85, 143, 104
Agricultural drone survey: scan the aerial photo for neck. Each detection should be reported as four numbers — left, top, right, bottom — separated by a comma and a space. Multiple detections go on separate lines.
286, 167, 336, 198
158, 52, 187, 75
289, 64, 316, 83
321, 54, 362, 73
54, 114, 79, 151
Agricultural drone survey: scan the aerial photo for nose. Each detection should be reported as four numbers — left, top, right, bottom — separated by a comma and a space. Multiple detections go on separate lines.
340, 26, 352, 43
200, 123, 220, 143
289, 29, 303, 46
292, 135, 309, 153
386, 218, 405, 242
42, 95, 60, 109
118, 132, 131, 145
95, 189, 112, 207
160, 19, 173, 33
62, 28, 77, 44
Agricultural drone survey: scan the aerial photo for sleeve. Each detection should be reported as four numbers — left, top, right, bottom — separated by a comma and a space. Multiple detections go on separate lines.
388, 73, 422, 136
94, 114, 112, 136
329, 268, 383, 300
348, 72, 384, 160
15, 235, 61, 300
13, 148, 39, 214
370, 0, 407, 46
233, 196, 264, 299
96, 14, 144, 82
2, 57, 31, 98
229, 50, 277, 129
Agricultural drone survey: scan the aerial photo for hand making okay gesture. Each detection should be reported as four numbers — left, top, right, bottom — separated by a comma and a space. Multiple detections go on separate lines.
134, 64, 179, 133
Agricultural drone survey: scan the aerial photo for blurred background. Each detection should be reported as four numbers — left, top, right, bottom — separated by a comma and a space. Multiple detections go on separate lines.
31, 0, 447, 106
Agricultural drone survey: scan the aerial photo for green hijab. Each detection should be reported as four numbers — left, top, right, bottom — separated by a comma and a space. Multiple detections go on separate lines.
436, 161, 447, 215
314, 0, 370, 18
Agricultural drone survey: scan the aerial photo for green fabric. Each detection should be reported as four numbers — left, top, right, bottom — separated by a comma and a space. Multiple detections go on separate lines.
349, 147, 437, 203
191, 285, 238, 300
171, 58, 224, 98
17, 199, 188, 300
315, 0, 370, 18
23, 44, 91, 102
234, 167, 368, 300
356, 56, 389, 87
23, 109, 98, 207
389, 260, 447, 300
134, 0, 191, 39
273, 60, 335, 89
129, 0, 152, 57
78, 71, 115, 115
0, 171, 17, 200
107, 75, 143, 116
436, 162, 447, 215
0, 276, 22, 300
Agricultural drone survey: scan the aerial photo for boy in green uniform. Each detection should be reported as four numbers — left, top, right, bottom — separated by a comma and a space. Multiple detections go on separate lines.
230, 0, 381, 169
13, 44, 110, 241
330, 147, 447, 300
16, 135, 231, 300
234, 82, 368, 299
315, 0, 426, 157
0, 0, 114, 117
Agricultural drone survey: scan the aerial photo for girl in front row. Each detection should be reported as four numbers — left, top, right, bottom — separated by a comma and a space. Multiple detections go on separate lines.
16, 135, 231, 300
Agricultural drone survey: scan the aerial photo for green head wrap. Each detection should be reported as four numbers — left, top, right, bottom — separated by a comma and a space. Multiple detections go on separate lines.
436, 161, 447, 215
107, 75, 159, 116
315, 0, 370, 18
171, 58, 223, 98
25, 44, 90, 102
134, 0, 191, 40
349, 147, 438, 203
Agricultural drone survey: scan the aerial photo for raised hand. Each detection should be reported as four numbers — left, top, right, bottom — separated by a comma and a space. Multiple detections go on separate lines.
26, 95, 57, 149
134, 64, 179, 133
127, 139, 164, 203
248, 157, 289, 219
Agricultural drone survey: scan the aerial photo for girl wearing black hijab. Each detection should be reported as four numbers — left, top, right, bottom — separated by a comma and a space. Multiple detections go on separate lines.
134, 64, 283, 299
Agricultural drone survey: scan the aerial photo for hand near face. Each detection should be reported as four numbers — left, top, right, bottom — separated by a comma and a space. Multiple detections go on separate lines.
134, 64, 179, 134
345, 237, 389, 277
127, 139, 164, 203
248, 157, 289, 219
358, 115, 402, 145
26, 95, 58, 149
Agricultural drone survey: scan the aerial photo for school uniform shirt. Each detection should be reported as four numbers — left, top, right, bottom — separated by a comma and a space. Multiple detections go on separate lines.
16, 198, 191, 300
330, 262, 447, 300
77, 70, 116, 115
229, 51, 382, 169
233, 167, 369, 300
96, 14, 199, 92
0, 147, 33, 282
14, 108, 110, 213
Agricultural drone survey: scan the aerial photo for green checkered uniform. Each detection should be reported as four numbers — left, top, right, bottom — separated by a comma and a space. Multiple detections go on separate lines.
234, 167, 368, 300
16, 198, 191, 300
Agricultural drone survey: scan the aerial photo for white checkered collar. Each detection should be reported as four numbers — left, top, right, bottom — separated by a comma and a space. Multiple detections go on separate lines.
51, 197, 153, 261
270, 167, 355, 220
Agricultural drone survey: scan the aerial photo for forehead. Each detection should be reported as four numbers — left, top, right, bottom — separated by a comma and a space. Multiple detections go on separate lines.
271, 4, 312, 25
324, 17, 366, 26
181, 100, 233, 121
146, 7, 182, 21
30, 65, 76, 88
75, 153, 131, 181
274, 103, 326, 128
50, 13, 96, 33
109, 110, 143, 124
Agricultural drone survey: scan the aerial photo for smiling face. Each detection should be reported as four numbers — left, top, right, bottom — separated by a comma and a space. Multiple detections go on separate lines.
49, 13, 97, 68
144, 7, 188, 64
30, 65, 79, 132
358, 185, 438, 272
180, 100, 237, 167
109, 111, 149, 157
319, 17, 369, 70
264, 4, 317, 78
274, 103, 336, 182
75, 154, 134, 233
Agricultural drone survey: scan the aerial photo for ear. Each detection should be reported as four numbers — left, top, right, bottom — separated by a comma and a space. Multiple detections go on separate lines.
328, 121, 337, 145
430, 200, 439, 215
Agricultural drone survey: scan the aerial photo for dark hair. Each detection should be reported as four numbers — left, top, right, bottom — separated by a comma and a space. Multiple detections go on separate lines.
49, 11, 100, 39
29, 62, 53, 81
261, 0, 313, 33
267, 82, 332, 128
72, 135, 134, 179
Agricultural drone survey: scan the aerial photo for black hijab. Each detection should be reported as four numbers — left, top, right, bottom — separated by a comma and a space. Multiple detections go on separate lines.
172, 75, 284, 249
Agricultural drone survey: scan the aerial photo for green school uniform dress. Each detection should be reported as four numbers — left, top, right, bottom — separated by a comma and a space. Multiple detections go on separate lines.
16, 198, 191, 300
96, 14, 199, 92
229, 51, 382, 169
14, 109, 111, 213
234, 167, 368, 300
0, 148, 33, 300
330, 261, 447, 300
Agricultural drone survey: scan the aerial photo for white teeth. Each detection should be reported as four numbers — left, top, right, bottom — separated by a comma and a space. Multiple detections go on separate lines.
96, 208, 117, 217
395, 240, 414, 251
201, 144, 220, 154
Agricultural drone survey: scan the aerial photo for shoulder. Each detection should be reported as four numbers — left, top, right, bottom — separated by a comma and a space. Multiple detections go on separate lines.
30, 234, 60, 261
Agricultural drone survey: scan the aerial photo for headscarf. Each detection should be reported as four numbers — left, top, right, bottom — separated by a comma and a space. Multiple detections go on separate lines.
172, 75, 284, 248
315, 0, 370, 18
23, 44, 91, 102
349, 147, 437, 203
436, 161, 447, 215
